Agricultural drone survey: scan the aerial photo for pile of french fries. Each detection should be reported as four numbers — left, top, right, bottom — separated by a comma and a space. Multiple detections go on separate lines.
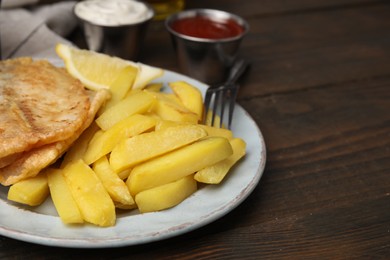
7, 66, 246, 227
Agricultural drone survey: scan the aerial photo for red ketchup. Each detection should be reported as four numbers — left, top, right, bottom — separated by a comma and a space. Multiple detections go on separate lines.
171, 16, 244, 40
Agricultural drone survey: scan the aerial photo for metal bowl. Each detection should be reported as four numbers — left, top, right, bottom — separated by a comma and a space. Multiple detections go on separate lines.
74, 0, 154, 61
165, 9, 249, 84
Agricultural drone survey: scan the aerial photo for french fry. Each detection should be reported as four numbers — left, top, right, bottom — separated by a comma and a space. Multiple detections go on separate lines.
194, 138, 246, 184
127, 136, 233, 196
7, 173, 49, 206
135, 175, 197, 213
93, 156, 135, 208
63, 160, 116, 227
95, 90, 155, 130
110, 124, 207, 172
154, 120, 233, 140
169, 81, 203, 120
46, 168, 83, 224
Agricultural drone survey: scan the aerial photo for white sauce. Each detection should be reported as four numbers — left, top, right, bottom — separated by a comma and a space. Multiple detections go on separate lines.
74, 0, 153, 26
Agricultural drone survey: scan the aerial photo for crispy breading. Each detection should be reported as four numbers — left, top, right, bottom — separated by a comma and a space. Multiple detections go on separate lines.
0, 57, 90, 159
0, 152, 22, 168
0, 89, 110, 186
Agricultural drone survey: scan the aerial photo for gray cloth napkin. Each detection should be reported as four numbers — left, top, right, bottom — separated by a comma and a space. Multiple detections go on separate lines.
1, 0, 39, 9
1, 1, 78, 63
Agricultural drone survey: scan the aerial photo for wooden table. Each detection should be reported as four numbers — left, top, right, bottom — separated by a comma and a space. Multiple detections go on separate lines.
1, 0, 389, 258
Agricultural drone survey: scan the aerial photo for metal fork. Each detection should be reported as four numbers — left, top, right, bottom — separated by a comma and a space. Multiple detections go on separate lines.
203, 59, 248, 129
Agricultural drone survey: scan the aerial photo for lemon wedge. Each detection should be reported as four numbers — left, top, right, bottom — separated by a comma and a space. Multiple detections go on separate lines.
132, 62, 164, 90
56, 44, 164, 91
56, 43, 136, 91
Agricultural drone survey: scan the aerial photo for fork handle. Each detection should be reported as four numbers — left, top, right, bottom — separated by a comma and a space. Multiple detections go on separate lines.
225, 59, 249, 86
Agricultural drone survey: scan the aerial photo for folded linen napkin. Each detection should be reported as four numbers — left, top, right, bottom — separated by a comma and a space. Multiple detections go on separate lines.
0, 1, 78, 63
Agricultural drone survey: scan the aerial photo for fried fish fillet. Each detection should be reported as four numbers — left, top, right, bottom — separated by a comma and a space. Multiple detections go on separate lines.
0, 152, 22, 168
0, 89, 110, 186
0, 57, 90, 159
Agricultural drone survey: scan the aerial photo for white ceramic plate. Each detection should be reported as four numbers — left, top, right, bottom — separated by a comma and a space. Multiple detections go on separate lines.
0, 69, 266, 248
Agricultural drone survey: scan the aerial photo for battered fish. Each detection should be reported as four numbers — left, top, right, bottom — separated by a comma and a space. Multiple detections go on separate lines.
0, 57, 90, 159
0, 89, 110, 186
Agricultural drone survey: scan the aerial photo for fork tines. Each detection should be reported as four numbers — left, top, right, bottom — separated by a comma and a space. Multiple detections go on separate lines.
203, 84, 238, 129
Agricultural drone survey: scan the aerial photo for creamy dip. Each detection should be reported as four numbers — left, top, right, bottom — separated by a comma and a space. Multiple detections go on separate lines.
74, 0, 153, 26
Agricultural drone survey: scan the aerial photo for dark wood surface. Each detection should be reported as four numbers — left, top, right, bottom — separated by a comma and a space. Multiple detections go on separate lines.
1, 0, 389, 258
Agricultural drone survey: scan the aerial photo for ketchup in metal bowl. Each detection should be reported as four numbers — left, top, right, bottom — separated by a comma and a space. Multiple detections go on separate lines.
166, 9, 248, 42
170, 16, 245, 40
165, 9, 248, 84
